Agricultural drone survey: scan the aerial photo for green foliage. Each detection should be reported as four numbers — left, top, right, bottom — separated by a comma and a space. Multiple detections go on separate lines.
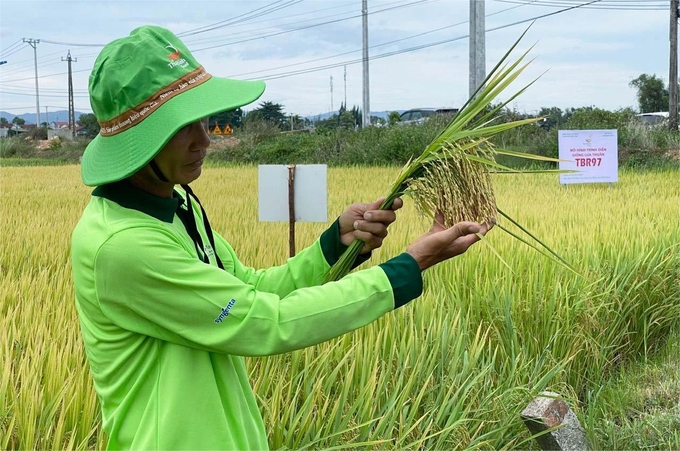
208, 106, 680, 171
629, 74, 670, 113
565, 106, 636, 129
314, 104, 362, 132
236, 116, 284, 148
209, 108, 243, 129
11, 116, 25, 126
0, 136, 88, 162
77, 113, 101, 139
28, 126, 48, 141
210, 117, 445, 166
248, 101, 287, 129
0, 117, 8, 126
388, 111, 401, 126
0, 137, 35, 157
585, 330, 680, 449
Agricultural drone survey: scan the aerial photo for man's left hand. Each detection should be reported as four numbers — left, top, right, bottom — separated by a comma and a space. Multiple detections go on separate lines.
338, 197, 403, 254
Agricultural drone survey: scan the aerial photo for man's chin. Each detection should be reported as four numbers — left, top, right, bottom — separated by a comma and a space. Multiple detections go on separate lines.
181, 166, 202, 185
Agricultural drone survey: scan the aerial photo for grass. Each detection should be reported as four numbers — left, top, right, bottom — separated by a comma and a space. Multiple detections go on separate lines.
585, 329, 680, 449
0, 166, 679, 449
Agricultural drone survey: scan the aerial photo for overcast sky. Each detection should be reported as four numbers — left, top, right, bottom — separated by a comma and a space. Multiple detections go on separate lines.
0, 0, 670, 118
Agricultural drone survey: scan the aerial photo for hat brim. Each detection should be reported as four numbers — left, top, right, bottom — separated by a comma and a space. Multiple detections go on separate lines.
81, 77, 265, 186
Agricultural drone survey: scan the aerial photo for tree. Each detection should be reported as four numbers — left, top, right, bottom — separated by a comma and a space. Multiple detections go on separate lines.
629, 74, 669, 113
0, 117, 8, 126
349, 105, 362, 128
12, 116, 25, 127
210, 108, 243, 130
250, 101, 286, 129
77, 113, 101, 139
388, 111, 401, 126
536, 107, 566, 130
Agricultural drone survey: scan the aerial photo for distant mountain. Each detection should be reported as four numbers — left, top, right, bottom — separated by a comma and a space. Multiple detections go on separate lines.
0, 110, 88, 125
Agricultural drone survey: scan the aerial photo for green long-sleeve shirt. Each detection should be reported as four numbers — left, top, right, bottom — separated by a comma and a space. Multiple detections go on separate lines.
71, 181, 422, 450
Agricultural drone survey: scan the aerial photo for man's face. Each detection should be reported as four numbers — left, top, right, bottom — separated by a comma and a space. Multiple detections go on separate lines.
154, 118, 210, 185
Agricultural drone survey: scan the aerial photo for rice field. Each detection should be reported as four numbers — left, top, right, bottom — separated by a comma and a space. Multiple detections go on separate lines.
1, 165, 679, 450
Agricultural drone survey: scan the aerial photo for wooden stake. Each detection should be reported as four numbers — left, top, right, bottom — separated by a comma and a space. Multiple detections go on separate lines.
288, 164, 296, 257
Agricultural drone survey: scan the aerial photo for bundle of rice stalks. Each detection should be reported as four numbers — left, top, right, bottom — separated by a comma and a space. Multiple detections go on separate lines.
325, 27, 578, 283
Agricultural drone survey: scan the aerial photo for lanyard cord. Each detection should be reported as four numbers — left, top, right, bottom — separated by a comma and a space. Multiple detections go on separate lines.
179, 184, 225, 271
148, 158, 224, 270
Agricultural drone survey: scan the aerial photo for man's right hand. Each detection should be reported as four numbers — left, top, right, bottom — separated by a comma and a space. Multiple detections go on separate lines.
406, 213, 494, 271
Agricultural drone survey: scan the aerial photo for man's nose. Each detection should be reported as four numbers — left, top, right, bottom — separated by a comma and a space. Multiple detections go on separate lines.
191, 120, 211, 150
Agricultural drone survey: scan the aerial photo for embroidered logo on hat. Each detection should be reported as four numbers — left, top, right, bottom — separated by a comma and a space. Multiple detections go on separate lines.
166, 42, 188, 69
166, 42, 181, 60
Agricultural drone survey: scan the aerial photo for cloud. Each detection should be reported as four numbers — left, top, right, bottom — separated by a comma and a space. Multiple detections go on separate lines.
0, 0, 669, 116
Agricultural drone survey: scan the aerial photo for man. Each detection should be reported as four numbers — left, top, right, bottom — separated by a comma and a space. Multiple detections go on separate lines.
71, 25, 490, 450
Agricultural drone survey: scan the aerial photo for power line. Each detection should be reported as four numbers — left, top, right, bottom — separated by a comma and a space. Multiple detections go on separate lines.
0, 68, 90, 84
240, 0, 603, 81
0, 44, 29, 59
0, 84, 89, 94
0, 90, 90, 98
495, 0, 668, 9
0, 50, 68, 75
0, 39, 25, 57
0, 0, 662, 99
192, 0, 438, 52
40, 39, 106, 47
0, 51, 97, 79
178, 1, 303, 37
226, 1, 535, 79
183, 0, 434, 45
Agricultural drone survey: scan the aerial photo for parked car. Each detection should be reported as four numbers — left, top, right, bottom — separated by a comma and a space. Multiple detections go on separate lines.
635, 112, 669, 126
398, 107, 458, 125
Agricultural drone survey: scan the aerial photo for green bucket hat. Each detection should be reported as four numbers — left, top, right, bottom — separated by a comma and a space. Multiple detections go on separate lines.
81, 25, 265, 186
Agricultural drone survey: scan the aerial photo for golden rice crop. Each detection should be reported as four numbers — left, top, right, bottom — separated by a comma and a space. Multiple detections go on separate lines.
1, 165, 678, 450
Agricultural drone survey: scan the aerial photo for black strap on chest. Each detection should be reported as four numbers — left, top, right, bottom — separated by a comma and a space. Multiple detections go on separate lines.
176, 184, 225, 271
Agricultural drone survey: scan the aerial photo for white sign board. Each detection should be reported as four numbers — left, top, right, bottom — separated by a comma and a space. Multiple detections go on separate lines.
558, 130, 618, 184
258, 164, 328, 222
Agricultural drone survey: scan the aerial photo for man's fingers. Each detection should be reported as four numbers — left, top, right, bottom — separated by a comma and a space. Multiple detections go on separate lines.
390, 197, 403, 211
362, 209, 396, 225
366, 197, 403, 212
446, 221, 481, 240
353, 230, 383, 249
354, 220, 388, 238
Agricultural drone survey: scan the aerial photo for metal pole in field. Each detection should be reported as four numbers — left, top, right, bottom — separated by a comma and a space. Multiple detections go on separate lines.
23, 38, 41, 126
361, 0, 370, 127
469, 0, 486, 98
670, 0, 678, 130
344, 65, 347, 109
330, 75, 334, 113
62, 50, 77, 138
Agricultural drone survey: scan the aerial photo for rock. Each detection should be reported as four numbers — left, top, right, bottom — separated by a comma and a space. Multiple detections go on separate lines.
521, 391, 590, 451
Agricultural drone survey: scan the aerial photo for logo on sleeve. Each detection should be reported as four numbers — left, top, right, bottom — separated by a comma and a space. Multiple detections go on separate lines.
214, 299, 236, 323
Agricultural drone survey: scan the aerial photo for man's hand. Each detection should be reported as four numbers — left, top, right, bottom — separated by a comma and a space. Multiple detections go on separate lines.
406, 213, 494, 271
338, 197, 403, 254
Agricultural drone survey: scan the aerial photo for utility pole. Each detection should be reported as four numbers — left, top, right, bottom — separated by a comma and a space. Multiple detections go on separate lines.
670, 0, 678, 130
330, 75, 334, 113
62, 50, 77, 138
361, 0, 370, 128
44, 106, 48, 127
469, 0, 486, 98
23, 38, 40, 126
344, 65, 347, 109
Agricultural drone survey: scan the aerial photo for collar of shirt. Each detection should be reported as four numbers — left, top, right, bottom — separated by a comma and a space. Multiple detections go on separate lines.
92, 180, 184, 223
